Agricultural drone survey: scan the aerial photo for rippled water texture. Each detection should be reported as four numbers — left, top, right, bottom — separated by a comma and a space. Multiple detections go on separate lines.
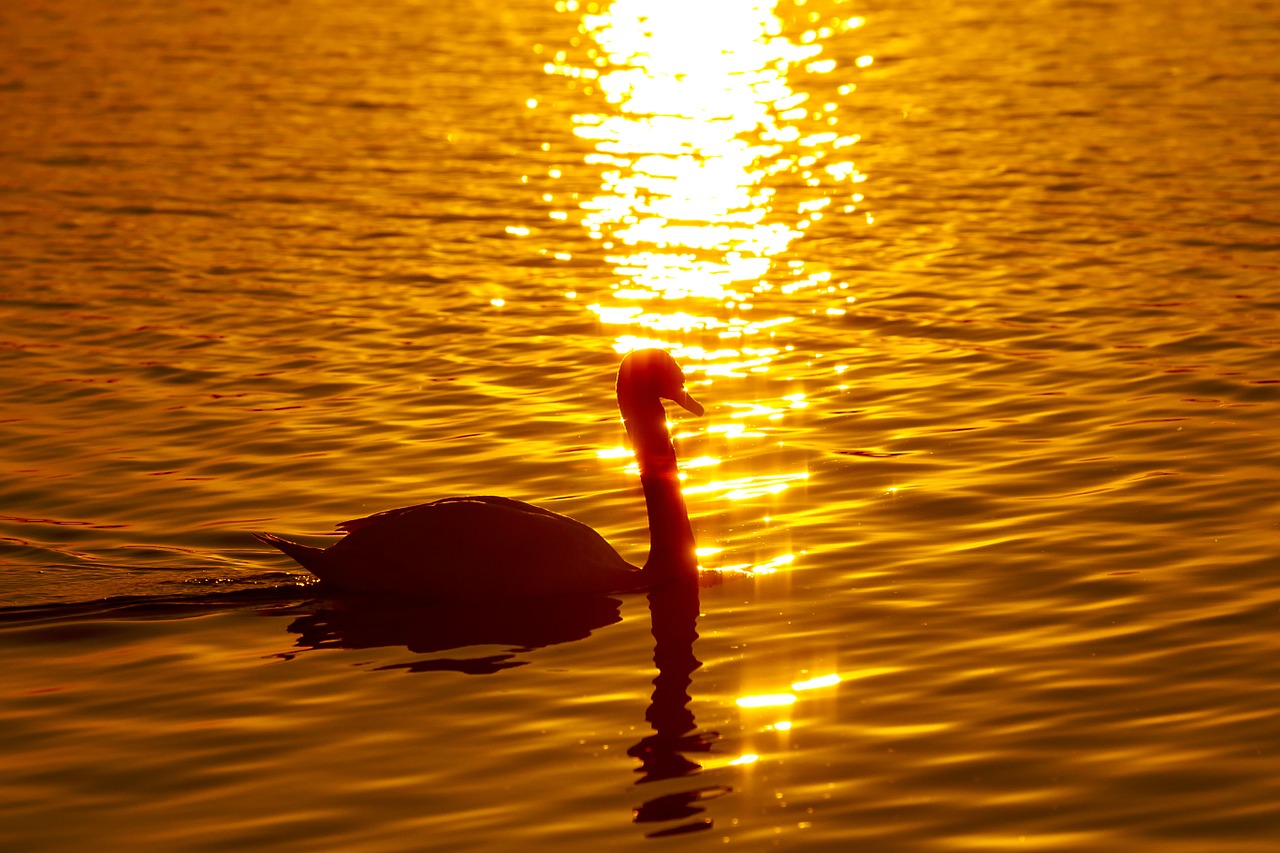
2, 0, 1279, 849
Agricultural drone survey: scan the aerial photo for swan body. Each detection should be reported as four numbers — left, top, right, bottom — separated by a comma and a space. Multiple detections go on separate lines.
255, 349, 703, 599
256, 496, 642, 598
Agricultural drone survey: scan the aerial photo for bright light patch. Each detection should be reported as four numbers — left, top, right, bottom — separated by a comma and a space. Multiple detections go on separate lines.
792, 674, 842, 691
544, 0, 868, 540
546, 0, 864, 369
737, 693, 797, 709
751, 552, 796, 575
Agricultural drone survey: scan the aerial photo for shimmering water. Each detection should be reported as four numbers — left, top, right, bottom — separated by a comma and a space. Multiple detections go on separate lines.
2, 0, 1278, 848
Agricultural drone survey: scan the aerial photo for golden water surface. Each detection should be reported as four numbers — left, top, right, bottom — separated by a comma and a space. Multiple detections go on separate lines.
2, 0, 1279, 849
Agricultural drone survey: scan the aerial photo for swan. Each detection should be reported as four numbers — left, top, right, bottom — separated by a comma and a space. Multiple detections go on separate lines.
254, 349, 704, 598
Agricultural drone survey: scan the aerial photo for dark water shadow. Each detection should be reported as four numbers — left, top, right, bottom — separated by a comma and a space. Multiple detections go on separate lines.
629, 579, 727, 839
281, 592, 625, 675
0, 574, 732, 834
0, 584, 310, 628
0, 582, 623, 675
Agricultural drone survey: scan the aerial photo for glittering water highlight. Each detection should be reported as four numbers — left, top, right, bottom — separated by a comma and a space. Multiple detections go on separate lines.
2, 0, 1279, 849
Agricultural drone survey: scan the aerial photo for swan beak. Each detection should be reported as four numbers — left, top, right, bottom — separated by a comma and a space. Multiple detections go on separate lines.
674, 388, 705, 417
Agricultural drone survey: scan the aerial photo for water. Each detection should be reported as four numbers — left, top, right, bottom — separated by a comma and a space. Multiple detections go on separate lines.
2, 0, 1278, 848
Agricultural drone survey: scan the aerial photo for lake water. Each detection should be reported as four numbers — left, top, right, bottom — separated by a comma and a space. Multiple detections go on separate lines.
2, 0, 1278, 848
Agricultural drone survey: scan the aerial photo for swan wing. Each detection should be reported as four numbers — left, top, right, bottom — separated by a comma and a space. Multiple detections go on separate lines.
323, 497, 643, 599
336, 495, 570, 533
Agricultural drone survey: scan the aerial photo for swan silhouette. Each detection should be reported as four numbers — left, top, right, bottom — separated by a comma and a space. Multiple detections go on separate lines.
254, 349, 704, 598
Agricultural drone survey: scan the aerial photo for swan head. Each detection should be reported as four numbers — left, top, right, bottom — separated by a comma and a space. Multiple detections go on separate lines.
617, 349, 704, 418
618, 349, 702, 575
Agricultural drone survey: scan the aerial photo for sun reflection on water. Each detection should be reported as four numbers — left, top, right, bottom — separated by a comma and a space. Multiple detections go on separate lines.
538, 0, 872, 576
713, 671, 846, 770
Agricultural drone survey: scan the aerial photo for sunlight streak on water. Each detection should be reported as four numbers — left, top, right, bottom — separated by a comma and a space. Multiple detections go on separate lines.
737, 693, 798, 708
538, 0, 875, 577
3, 0, 1280, 848
552, 0, 866, 327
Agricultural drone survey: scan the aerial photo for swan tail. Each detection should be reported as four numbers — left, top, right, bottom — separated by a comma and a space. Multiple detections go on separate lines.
253, 532, 334, 578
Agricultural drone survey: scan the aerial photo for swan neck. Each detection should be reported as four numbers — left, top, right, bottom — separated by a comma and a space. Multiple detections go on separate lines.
640, 471, 695, 570
622, 399, 697, 579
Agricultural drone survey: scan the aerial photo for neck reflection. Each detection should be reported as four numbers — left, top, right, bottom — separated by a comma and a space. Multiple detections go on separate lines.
629, 577, 729, 835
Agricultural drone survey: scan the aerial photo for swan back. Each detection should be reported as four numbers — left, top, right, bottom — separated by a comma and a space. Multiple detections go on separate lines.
256, 350, 704, 598
315, 497, 643, 599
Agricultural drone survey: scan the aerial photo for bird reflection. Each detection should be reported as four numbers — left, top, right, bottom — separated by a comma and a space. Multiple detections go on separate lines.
283, 593, 622, 675
628, 577, 728, 836
280, 484, 725, 831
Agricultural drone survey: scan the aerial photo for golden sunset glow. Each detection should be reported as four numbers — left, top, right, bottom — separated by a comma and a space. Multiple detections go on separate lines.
737, 693, 799, 709
3, 0, 1275, 845
730, 668, 844, 762
792, 673, 842, 691
548, 0, 866, 340
3, 0, 1277, 845
541, 0, 871, 576
739, 670, 843, 711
